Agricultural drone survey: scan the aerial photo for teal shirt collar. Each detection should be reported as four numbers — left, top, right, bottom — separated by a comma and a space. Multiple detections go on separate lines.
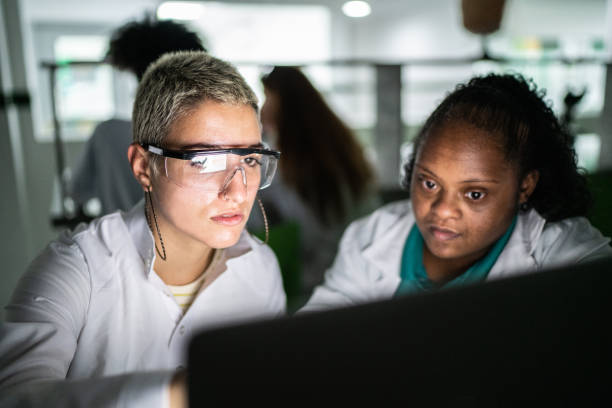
395, 215, 517, 296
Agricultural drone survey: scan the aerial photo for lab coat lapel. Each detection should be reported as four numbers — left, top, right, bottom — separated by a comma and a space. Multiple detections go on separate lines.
361, 205, 414, 280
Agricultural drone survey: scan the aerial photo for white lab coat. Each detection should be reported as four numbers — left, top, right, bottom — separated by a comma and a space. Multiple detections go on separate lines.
301, 199, 612, 312
0, 201, 286, 407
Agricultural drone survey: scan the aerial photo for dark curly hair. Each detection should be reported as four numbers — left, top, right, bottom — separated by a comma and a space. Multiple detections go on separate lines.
401, 72, 592, 222
106, 16, 206, 81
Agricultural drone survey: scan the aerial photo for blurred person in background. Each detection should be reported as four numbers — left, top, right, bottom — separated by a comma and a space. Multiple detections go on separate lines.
69, 16, 206, 217
251, 66, 381, 305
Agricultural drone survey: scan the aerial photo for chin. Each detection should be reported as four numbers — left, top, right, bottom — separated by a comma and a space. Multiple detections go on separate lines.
206, 229, 244, 249
424, 240, 463, 260
430, 249, 461, 260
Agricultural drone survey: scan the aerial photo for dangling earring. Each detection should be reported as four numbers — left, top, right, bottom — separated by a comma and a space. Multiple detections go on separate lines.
145, 187, 167, 261
256, 197, 270, 245
520, 201, 530, 212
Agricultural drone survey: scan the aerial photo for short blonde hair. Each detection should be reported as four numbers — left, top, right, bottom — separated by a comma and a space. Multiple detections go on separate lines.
133, 50, 258, 148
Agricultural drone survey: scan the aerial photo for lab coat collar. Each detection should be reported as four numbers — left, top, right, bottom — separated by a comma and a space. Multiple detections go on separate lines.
519, 208, 547, 256
222, 234, 267, 288
361, 201, 414, 278
123, 199, 156, 278
486, 208, 546, 280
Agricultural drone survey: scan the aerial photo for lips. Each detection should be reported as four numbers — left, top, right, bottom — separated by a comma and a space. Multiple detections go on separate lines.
429, 225, 460, 241
210, 212, 244, 226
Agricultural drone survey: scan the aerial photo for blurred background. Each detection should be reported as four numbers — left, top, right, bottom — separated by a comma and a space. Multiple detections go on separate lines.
1, 0, 611, 314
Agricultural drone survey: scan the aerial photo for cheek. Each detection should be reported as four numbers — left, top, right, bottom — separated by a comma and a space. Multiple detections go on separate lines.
410, 187, 429, 220
464, 203, 515, 245
155, 179, 216, 222
465, 211, 496, 239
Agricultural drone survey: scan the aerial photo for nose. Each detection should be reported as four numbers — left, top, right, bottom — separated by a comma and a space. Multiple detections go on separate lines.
430, 190, 461, 220
219, 166, 247, 202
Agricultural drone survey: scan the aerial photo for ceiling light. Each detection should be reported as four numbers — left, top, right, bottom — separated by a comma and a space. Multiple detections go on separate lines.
157, 1, 206, 21
342, 1, 371, 18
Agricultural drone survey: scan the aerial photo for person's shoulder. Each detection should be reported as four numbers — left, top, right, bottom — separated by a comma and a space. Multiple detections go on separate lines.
348, 198, 413, 232
540, 216, 608, 243
32, 213, 121, 263
57, 212, 132, 276
71, 211, 126, 244
535, 215, 612, 264
341, 199, 413, 246
93, 118, 131, 132
376, 198, 413, 216
227, 231, 279, 268
89, 118, 132, 142
29, 226, 87, 271
16, 219, 110, 302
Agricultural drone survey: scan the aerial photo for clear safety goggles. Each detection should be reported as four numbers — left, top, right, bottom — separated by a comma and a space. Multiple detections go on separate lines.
142, 143, 280, 192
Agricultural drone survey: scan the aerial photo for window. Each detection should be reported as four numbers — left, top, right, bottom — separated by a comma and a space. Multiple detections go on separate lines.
31, 24, 137, 142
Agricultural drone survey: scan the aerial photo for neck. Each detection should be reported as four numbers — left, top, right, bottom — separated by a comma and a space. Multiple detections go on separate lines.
147, 208, 215, 286
154, 239, 215, 286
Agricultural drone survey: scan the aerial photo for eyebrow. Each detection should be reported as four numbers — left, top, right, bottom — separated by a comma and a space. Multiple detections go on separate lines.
415, 165, 500, 184
178, 142, 264, 150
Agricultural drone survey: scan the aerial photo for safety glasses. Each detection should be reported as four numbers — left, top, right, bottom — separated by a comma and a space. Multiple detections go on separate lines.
142, 143, 280, 192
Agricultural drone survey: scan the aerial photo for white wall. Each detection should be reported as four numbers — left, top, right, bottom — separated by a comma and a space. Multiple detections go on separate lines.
502, 0, 606, 38
342, 0, 480, 60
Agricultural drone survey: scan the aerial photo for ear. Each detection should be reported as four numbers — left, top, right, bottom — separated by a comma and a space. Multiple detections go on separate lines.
518, 170, 539, 205
128, 143, 152, 191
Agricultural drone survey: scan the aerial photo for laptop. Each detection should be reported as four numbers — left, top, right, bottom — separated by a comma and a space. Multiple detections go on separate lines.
188, 256, 612, 405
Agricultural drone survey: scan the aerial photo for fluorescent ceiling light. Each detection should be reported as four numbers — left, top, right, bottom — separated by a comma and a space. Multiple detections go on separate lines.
157, 1, 206, 21
342, 1, 371, 18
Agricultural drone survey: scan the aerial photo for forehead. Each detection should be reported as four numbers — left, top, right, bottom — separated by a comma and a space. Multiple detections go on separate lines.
167, 100, 261, 148
416, 122, 515, 175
